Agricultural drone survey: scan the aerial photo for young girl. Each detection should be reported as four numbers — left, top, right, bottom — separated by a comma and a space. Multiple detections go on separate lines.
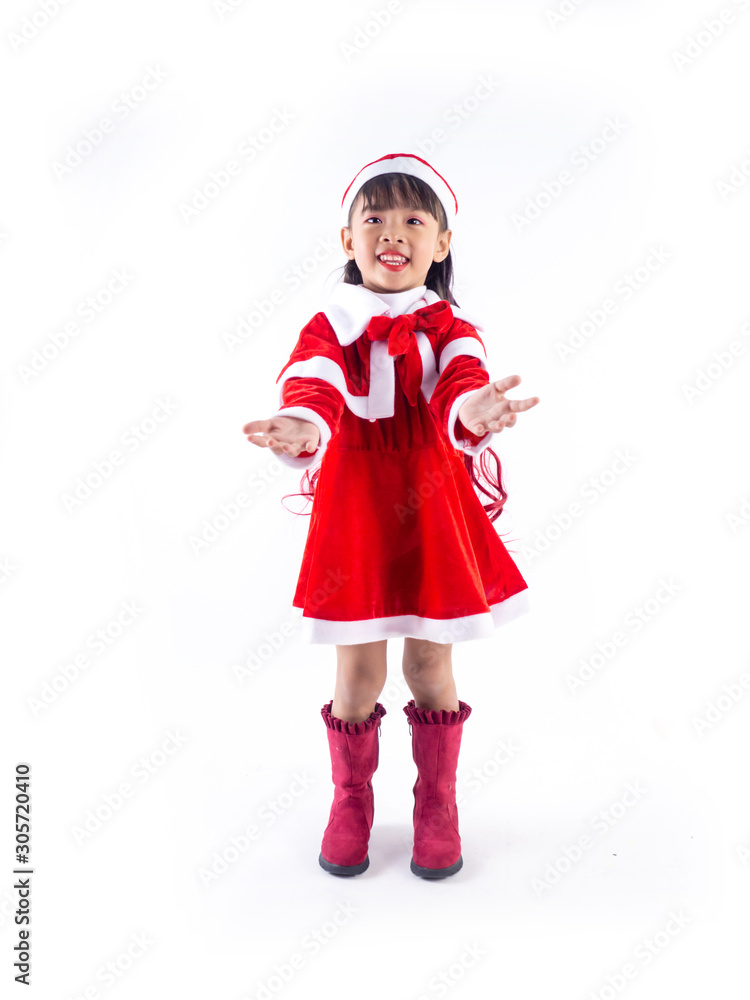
242, 153, 539, 879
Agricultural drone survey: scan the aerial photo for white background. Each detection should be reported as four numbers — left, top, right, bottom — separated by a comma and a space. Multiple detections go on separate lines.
2, 0, 749, 997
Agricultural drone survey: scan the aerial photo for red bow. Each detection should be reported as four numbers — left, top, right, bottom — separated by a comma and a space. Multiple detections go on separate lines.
364, 300, 454, 406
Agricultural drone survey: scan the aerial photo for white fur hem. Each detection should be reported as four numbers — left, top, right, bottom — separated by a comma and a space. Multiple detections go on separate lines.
289, 588, 530, 644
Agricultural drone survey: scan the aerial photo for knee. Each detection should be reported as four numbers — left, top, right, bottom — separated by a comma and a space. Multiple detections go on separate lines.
335, 649, 387, 698
336, 674, 384, 706
402, 640, 452, 683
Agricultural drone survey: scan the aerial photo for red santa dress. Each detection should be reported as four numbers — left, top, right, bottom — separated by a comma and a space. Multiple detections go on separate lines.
269, 281, 529, 645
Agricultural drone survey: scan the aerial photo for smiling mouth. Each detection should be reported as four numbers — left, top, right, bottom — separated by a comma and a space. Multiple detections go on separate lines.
377, 254, 409, 270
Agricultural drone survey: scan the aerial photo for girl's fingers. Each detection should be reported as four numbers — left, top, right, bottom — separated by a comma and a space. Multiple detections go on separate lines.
244, 418, 318, 455
492, 413, 515, 429
271, 439, 293, 453
492, 375, 521, 394
512, 395, 540, 410
246, 431, 275, 447
248, 433, 315, 456
480, 409, 524, 433
242, 419, 272, 435
489, 395, 539, 418
265, 436, 289, 453
486, 379, 539, 415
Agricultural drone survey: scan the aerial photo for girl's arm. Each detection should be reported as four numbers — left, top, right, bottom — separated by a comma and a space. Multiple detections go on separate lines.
259, 313, 349, 468
429, 355, 494, 456
267, 377, 345, 468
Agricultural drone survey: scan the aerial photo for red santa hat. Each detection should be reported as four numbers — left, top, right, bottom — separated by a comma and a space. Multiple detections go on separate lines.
341, 153, 458, 230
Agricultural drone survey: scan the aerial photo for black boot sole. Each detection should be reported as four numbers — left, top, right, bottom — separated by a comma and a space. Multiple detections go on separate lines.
410, 854, 463, 879
319, 852, 370, 876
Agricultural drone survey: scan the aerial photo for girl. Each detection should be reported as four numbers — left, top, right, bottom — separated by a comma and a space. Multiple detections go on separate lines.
242, 153, 539, 879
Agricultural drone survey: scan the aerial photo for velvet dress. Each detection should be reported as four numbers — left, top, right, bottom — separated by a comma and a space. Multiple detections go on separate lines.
269, 282, 529, 644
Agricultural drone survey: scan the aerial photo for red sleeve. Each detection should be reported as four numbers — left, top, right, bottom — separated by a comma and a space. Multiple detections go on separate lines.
268, 313, 349, 468
429, 356, 489, 448
277, 376, 346, 443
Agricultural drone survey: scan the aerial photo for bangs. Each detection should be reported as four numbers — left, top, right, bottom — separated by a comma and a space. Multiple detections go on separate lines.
351, 173, 447, 231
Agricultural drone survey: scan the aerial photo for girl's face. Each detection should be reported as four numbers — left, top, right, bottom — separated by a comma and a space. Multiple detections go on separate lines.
341, 192, 451, 294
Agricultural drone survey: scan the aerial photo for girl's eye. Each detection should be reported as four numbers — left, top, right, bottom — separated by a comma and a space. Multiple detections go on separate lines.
364, 216, 423, 225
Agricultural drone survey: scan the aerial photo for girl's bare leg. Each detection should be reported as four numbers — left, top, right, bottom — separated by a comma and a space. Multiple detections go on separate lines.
332, 640, 388, 723
402, 637, 459, 712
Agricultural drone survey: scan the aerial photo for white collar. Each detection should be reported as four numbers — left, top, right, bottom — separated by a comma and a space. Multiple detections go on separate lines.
323, 281, 485, 346
371, 284, 429, 316
323, 282, 441, 346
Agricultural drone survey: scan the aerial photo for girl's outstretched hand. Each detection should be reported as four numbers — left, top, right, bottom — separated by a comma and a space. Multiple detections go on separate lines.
457, 375, 540, 437
242, 415, 321, 458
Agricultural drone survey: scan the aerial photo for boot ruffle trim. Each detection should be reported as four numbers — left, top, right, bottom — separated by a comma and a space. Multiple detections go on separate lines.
321, 700, 387, 735
402, 699, 472, 726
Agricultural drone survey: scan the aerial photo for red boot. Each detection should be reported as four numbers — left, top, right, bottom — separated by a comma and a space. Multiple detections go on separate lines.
403, 699, 472, 878
318, 700, 386, 876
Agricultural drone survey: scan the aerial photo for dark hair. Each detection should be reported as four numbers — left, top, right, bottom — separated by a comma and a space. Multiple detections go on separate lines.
280, 172, 512, 527
340, 172, 459, 306
283, 444, 509, 524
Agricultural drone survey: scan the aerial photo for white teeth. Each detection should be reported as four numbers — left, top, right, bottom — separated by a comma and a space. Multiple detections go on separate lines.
379, 255, 407, 262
